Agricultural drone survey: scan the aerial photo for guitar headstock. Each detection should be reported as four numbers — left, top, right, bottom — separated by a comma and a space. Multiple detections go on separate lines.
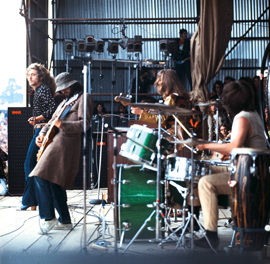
114, 93, 132, 106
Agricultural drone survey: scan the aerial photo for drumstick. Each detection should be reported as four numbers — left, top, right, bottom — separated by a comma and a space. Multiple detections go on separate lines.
172, 114, 193, 138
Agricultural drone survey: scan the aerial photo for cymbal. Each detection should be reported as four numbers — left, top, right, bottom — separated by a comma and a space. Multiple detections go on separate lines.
195, 101, 221, 106
130, 103, 200, 116
149, 109, 201, 116
169, 138, 213, 147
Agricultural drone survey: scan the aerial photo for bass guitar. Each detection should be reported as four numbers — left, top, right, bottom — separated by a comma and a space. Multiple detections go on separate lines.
36, 93, 79, 162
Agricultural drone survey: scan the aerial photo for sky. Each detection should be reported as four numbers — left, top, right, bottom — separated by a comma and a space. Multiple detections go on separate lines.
0, 0, 26, 109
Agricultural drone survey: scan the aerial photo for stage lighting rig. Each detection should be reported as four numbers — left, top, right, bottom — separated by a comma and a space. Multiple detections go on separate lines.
159, 39, 177, 54
94, 39, 105, 53
76, 39, 85, 52
64, 39, 73, 53
85, 35, 95, 52
107, 40, 119, 54
134, 35, 142, 52
117, 35, 142, 52
126, 38, 135, 52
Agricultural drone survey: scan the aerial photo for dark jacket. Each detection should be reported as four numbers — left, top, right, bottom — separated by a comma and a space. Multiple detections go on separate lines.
172, 38, 190, 62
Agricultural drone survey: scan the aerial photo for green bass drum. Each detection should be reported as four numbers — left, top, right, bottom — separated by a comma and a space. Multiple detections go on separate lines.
117, 165, 164, 241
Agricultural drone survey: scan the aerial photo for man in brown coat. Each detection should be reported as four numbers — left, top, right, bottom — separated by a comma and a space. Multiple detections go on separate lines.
29, 72, 94, 234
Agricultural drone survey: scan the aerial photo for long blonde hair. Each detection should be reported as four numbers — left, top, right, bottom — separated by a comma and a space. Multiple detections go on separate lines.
26, 63, 57, 95
154, 69, 190, 100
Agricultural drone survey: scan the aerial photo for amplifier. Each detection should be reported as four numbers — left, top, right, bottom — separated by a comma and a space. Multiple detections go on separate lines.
8, 107, 33, 195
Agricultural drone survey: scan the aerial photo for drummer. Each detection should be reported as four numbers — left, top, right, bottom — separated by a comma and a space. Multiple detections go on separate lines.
195, 80, 267, 249
131, 69, 191, 144
130, 69, 203, 222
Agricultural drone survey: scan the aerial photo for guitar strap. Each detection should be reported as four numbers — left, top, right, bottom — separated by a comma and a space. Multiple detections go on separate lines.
59, 104, 73, 120
59, 93, 80, 120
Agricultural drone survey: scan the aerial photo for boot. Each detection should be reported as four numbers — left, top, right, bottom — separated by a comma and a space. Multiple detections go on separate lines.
194, 230, 220, 249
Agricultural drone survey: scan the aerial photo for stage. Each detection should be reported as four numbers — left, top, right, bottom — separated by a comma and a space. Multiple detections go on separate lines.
0, 188, 269, 264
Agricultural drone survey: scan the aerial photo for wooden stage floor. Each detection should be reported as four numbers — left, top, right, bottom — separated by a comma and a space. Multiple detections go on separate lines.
0, 189, 269, 264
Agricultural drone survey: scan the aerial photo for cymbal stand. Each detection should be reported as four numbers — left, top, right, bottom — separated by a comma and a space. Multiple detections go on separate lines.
174, 144, 218, 254
160, 127, 195, 154
155, 110, 162, 241
159, 181, 190, 249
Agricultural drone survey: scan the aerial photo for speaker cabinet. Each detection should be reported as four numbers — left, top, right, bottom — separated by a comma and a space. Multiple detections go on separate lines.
8, 107, 91, 194
8, 107, 33, 195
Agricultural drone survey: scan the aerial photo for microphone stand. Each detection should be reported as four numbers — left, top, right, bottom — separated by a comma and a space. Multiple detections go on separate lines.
90, 115, 105, 204
113, 130, 119, 253
82, 63, 88, 249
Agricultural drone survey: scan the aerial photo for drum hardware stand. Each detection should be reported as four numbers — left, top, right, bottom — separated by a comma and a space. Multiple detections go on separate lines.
173, 144, 219, 255
155, 111, 162, 241
122, 209, 160, 253
160, 127, 196, 154
119, 222, 131, 249
158, 181, 190, 249
91, 199, 112, 250
90, 115, 105, 205
231, 227, 267, 255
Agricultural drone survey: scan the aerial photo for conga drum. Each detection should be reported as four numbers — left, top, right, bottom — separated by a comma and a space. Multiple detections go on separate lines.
229, 148, 270, 251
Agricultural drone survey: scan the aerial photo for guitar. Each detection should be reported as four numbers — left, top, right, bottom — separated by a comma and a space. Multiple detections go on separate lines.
114, 93, 132, 106
36, 94, 79, 162
175, 57, 190, 65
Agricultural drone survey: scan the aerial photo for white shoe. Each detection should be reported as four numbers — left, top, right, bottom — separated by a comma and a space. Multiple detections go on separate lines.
39, 218, 58, 234
53, 222, 73, 230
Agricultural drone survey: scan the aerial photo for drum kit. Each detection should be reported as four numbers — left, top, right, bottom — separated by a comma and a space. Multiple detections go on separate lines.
111, 101, 270, 254
112, 101, 216, 252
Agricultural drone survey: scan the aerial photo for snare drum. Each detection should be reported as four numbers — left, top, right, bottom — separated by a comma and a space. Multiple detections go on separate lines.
118, 165, 164, 241
120, 125, 169, 166
165, 156, 211, 208
230, 148, 270, 251
165, 156, 211, 182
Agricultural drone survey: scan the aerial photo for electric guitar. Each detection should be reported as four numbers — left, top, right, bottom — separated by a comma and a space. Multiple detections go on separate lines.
175, 57, 190, 65
36, 94, 79, 162
114, 94, 132, 106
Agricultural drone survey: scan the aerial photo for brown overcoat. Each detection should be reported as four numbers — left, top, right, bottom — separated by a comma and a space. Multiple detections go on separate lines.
29, 93, 94, 190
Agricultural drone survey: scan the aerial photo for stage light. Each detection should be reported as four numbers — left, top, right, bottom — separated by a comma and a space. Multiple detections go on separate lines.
126, 38, 134, 52
134, 35, 142, 52
159, 39, 170, 52
107, 40, 119, 54
117, 35, 143, 52
64, 39, 73, 53
76, 39, 85, 52
159, 39, 177, 54
85, 35, 95, 52
94, 39, 105, 53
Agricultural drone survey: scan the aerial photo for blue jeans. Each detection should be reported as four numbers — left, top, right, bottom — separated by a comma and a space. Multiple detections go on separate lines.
22, 128, 41, 206
33, 176, 71, 224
